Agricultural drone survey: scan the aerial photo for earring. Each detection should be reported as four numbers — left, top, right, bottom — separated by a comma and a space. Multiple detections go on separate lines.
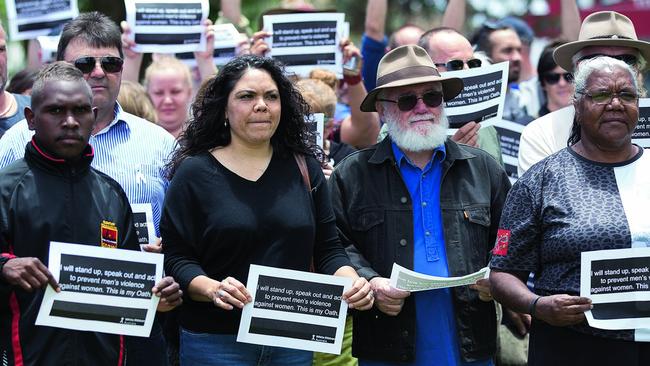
224, 118, 229, 127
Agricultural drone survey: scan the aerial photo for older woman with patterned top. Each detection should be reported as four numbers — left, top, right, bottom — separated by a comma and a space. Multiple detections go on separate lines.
490, 56, 650, 365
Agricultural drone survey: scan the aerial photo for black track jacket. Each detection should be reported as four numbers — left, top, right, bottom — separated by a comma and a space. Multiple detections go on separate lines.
0, 139, 138, 366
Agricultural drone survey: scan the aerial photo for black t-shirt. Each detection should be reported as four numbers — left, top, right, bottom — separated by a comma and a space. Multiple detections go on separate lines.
161, 151, 351, 334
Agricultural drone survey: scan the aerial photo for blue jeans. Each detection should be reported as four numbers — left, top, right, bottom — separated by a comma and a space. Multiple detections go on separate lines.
180, 328, 313, 366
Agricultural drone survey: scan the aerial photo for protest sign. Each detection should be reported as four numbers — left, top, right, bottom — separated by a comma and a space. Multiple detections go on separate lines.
36, 242, 163, 337
263, 12, 344, 78
390, 263, 488, 292
443, 62, 509, 130
633, 98, 650, 148
131, 203, 156, 250
176, 23, 241, 68
37, 35, 60, 63
237, 264, 351, 355
5, 0, 78, 41
493, 120, 525, 183
581, 247, 650, 330
441, 61, 519, 181
124, 0, 209, 53
305, 113, 324, 148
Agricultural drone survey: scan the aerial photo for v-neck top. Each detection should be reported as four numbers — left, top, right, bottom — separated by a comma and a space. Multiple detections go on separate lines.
161, 151, 351, 333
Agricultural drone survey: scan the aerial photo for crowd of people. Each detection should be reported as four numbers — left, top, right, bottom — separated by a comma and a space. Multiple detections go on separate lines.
0, 0, 649, 365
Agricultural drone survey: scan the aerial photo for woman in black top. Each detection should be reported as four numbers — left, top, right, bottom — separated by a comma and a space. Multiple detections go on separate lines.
161, 55, 373, 366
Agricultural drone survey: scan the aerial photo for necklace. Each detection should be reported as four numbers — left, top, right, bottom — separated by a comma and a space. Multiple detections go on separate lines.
0, 92, 16, 118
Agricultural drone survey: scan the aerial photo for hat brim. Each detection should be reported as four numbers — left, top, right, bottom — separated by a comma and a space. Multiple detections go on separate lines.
554, 38, 650, 72
360, 76, 464, 112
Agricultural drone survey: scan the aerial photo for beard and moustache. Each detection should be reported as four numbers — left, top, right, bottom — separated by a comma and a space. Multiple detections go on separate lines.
384, 107, 449, 152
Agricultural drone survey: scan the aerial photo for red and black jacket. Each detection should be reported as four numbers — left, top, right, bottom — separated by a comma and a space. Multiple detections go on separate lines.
0, 139, 138, 366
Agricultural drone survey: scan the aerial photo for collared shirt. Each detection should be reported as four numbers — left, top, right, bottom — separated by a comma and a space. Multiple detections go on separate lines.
0, 103, 176, 235
361, 141, 491, 366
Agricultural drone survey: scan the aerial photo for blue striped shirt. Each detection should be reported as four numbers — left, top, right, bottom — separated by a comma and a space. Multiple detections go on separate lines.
0, 103, 176, 235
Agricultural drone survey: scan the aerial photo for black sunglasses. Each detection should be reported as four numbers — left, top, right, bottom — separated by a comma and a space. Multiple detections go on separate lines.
543, 72, 573, 85
577, 53, 638, 66
377, 91, 443, 111
73, 56, 124, 74
435, 58, 482, 71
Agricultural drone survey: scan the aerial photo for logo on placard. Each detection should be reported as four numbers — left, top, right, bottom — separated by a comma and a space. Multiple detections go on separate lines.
492, 229, 510, 256
100, 220, 118, 248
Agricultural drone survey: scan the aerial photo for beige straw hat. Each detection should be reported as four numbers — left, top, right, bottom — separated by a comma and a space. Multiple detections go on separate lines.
553, 11, 650, 72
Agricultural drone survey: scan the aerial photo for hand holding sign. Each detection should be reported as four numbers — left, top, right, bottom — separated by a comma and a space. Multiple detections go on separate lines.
342, 276, 373, 310
250, 30, 271, 57
534, 294, 592, 327
370, 277, 410, 316
2, 257, 60, 292
193, 19, 215, 61
213, 276, 252, 310
153, 275, 183, 312
452, 121, 480, 148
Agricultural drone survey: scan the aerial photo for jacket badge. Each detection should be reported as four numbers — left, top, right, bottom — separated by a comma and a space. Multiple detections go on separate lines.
492, 229, 510, 256
101, 220, 118, 248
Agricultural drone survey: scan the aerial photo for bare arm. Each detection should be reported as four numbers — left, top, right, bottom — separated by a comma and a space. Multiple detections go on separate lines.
560, 0, 581, 41
364, 0, 387, 42
490, 269, 592, 326
339, 40, 380, 148
490, 269, 536, 314
441, 0, 466, 32
220, 0, 242, 24
194, 19, 218, 81
27, 40, 41, 70
120, 21, 144, 83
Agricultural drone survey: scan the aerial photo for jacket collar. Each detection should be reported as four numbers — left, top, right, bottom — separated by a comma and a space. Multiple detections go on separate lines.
25, 137, 94, 176
369, 136, 476, 165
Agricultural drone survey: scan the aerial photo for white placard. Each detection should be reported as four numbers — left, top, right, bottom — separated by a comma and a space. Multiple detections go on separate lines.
633, 98, 650, 148
131, 203, 156, 250
581, 247, 650, 330
176, 23, 241, 68
36, 241, 163, 337
442, 61, 509, 132
389, 263, 489, 291
441, 61, 517, 181
237, 264, 352, 355
305, 113, 324, 148
263, 12, 345, 78
5, 0, 78, 41
125, 0, 209, 53
37, 35, 61, 63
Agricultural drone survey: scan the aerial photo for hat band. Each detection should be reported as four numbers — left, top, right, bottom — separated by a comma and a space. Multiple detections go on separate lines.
588, 34, 635, 40
376, 65, 440, 87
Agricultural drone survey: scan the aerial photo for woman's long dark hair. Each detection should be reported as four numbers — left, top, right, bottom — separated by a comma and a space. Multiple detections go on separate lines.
166, 55, 324, 178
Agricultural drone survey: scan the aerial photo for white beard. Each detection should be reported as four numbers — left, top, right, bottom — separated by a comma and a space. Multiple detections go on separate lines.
384, 109, 448, 152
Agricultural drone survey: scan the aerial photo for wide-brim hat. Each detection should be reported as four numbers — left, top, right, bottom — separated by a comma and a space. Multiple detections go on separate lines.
360, 45, 464, 112
554, 11, 650, 72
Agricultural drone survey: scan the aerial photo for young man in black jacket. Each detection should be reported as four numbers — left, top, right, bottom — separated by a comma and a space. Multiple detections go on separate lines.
0, 62, 182, 366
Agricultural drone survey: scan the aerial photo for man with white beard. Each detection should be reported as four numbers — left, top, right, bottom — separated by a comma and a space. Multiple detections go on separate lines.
329, 45, 511, 366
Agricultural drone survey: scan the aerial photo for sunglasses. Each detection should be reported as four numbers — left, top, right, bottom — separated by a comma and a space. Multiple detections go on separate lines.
435, 58, 482, 71
543, 72, 573, 85
377, 91, 444, 111
579, 90, 638, 105
577, 53, 638, 66
73, 56, 124, 74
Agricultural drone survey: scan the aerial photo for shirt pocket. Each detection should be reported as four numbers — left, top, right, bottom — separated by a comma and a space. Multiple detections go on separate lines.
349, 208, 386, 267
